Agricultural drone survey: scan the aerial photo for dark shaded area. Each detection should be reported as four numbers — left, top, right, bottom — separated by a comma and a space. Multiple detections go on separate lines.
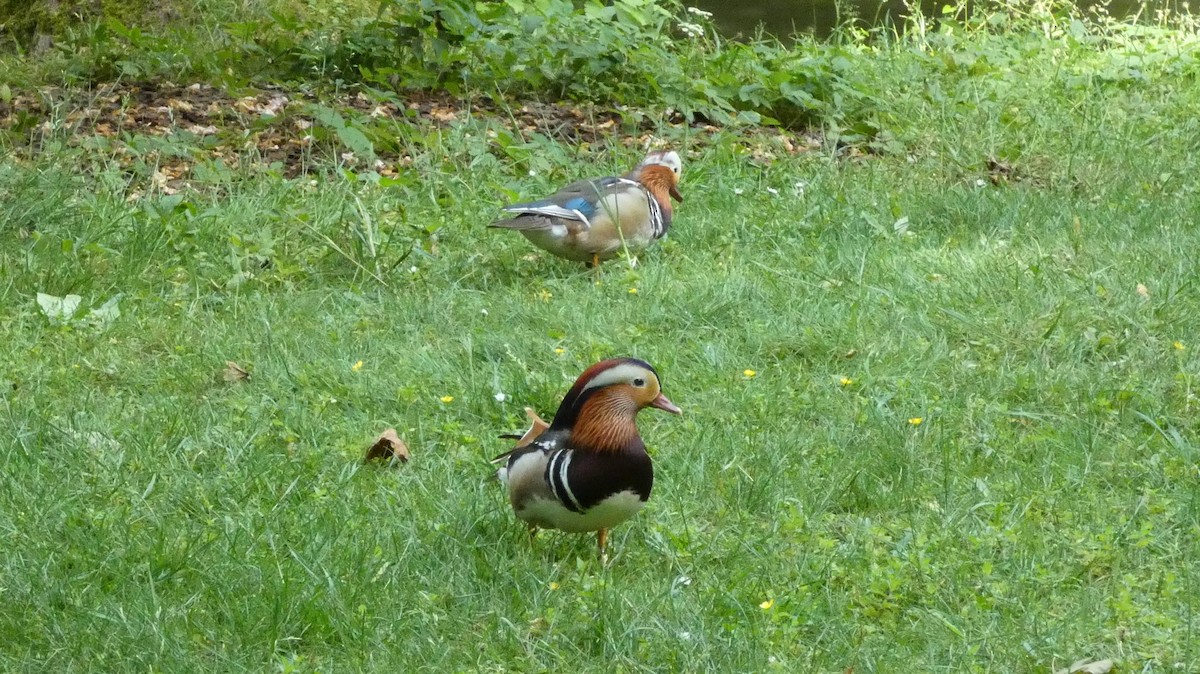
691, 0, 1174, 38
0, 0, 182, 50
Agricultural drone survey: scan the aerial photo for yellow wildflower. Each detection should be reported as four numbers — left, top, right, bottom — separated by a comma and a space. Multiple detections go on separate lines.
549, 582, 560, 591
908, 417, 924, 426
759, 599, 774, 610
351, 360, 364, 372
1174, 340, 1185, 351
536, 289, 553, 302
440, 395, 454, 403
743, 369, 757, 378
839, 377, 854, 387
554, 347, 565, 355
628, 287, 638, 294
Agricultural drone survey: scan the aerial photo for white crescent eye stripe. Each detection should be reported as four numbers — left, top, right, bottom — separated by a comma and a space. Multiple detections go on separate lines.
642, 151, 682, 174
581, 363, 655, 392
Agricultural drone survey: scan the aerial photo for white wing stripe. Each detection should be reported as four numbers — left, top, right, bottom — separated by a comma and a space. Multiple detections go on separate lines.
501, 205, 593, 229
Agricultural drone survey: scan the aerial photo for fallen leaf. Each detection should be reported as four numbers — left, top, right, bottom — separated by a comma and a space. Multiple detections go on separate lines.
364, 428, 409, 464
1054, 658, 1115, 674
86, 295, 122, 328
151, 170, 179, 195
222, 361, 250, 382
36, 293, 82, 324
430, 107, 457, 122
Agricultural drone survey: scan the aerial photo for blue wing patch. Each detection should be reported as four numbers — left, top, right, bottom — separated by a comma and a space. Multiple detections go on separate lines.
560, 197, 597, 218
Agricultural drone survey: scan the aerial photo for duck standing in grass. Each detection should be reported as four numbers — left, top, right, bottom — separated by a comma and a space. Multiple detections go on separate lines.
489, 151, 683, 266
494, 358, 681, 560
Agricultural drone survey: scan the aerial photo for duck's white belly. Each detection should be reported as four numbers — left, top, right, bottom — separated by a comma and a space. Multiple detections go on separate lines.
516, 490, 646, 533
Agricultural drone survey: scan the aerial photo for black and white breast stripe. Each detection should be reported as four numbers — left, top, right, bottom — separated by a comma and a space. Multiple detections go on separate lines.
545, 449, 585, 513
646, 191, 667, 239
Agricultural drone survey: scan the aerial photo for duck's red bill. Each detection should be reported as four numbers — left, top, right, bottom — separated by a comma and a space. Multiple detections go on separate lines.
650, 393, 682, 415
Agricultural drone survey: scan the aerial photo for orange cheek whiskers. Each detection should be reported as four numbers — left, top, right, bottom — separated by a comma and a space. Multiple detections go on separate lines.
571, 395, 640, 452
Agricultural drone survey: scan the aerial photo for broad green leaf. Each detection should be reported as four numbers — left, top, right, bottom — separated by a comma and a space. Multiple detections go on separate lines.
88, 295, 123, 328
36, 293, 82, 324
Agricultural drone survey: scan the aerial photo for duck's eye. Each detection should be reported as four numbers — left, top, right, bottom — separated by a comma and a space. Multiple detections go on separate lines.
633, 377, 646, 387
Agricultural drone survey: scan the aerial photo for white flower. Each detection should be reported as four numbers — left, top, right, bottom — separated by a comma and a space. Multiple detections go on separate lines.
766, 187, 780, 196
494, 392, 507, 402
528, 169, 537, 177
680, 631, 692, 640
686, 6, 714, 17
409, 266, 418, 273
679, 21, 704, 37
793, 181, 807, 194
975, 178, 986, 187
733, 187, 744, 196
480, 308, 489, 316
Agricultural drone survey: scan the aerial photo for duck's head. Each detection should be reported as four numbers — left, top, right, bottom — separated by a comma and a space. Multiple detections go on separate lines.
551, 358, 681, 450
637, 150, 683, 203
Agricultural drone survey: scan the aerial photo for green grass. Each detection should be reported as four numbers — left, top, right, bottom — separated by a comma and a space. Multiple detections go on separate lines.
3, 5, 1200, 672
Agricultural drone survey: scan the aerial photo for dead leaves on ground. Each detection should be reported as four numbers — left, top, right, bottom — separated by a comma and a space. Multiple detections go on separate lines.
0, 80, 819, 188
364, 428, 410, 465
217, 359, 412, 466
221, 360, 250, 382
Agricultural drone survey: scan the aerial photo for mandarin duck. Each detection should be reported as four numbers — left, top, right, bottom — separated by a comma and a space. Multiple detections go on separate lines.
493, 358, 681, 559
489, 151, 684, 266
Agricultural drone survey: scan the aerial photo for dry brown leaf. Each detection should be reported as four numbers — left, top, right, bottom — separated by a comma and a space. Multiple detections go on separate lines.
364, 428, 409, 464
430, 107, 457, 122
1136, 283, 1149, 298
1054, 658, 1115, 674
151, 170, 179, 195
222, 361, 249, 382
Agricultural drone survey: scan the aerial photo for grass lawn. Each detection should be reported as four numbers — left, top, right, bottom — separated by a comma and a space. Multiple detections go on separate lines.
2, 5, 1199, 672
